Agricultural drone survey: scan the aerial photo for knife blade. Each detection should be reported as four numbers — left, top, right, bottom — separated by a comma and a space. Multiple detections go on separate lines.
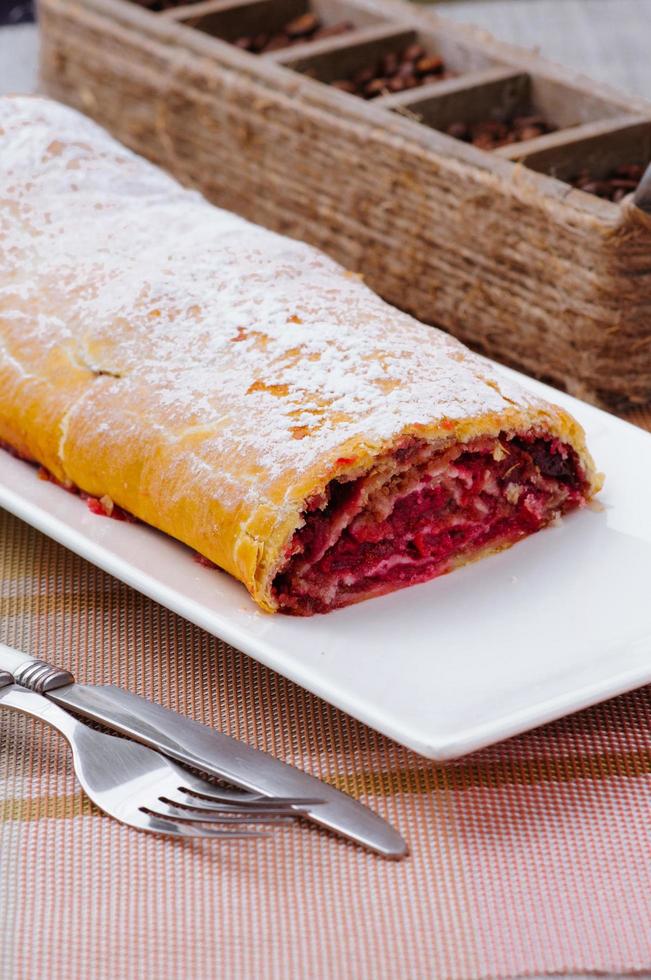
0, 642, 407, 858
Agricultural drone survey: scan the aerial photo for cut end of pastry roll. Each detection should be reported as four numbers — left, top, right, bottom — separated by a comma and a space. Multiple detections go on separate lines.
270, 427, 597, 615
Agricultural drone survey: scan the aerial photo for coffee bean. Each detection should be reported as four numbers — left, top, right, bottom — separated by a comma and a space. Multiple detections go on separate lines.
313, 20, 354, 40
473, 133, 497, 150
331, 79, 357, 93
284, 12, 320, 39
415, 55, 444, 76
364, 77, 389, 99
386, 76, 406, 93
264, 33, 290, 52
233, 35, 253, 50
518, 125, 545, 141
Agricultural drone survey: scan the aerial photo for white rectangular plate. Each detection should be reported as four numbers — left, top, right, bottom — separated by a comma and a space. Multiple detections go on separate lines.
1, 366, 650, 759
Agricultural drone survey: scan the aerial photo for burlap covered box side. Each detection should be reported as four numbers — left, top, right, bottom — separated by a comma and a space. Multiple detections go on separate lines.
38, 0, 651, 408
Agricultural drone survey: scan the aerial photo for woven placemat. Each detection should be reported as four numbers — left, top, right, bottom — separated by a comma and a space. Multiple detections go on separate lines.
1, 406, 650, 980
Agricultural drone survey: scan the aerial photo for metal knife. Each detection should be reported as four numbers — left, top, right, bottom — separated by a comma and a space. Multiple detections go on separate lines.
0, 642, 407, 858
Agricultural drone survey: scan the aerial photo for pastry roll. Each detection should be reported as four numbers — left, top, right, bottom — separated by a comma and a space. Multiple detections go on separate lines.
0, 96, 601, 615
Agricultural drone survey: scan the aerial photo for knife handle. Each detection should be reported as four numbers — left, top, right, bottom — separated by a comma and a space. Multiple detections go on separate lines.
0, 642, 75, 693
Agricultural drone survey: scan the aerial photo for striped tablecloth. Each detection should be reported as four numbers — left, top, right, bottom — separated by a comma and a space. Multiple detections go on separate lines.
2, 5, 651, 978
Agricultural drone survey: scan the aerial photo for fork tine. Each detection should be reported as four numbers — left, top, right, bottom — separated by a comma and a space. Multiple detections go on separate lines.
176, 783, 323, 808
170, 780, 264, 804
140, 811, 268, 839
164, 790, 303, 818
153, 799, 297, 824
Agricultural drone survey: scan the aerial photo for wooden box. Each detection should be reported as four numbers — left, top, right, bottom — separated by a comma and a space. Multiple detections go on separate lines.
39, 0, 651, 408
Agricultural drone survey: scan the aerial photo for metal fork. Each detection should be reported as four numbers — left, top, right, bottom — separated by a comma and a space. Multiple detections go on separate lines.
0, 672, 319, 840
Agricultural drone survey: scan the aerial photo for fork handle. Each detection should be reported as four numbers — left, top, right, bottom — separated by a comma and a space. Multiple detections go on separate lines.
0, 683, 93, 798
0, 642, 75, 693
0, 682, 83, 744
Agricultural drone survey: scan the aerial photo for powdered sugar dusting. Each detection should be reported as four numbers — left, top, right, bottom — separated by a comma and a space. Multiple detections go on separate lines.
0, 96, 547, 517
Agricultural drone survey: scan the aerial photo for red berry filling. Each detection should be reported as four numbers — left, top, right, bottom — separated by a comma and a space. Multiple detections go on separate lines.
273, 432, 588, 615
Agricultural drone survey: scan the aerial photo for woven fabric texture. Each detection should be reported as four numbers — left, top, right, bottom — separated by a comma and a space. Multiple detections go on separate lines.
1, 406, 651, 980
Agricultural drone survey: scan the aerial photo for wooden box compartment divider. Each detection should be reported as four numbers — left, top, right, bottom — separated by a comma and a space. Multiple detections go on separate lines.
38, 0, 651, 408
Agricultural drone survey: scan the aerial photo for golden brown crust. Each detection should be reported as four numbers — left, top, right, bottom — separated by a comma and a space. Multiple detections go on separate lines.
0, 97, 601, 613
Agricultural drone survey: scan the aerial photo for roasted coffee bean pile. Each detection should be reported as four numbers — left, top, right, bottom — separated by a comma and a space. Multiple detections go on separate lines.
569, 163, 645, 203
233, 13, 354, 54
330, 43, 450, 99
445, 111, 555, 150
